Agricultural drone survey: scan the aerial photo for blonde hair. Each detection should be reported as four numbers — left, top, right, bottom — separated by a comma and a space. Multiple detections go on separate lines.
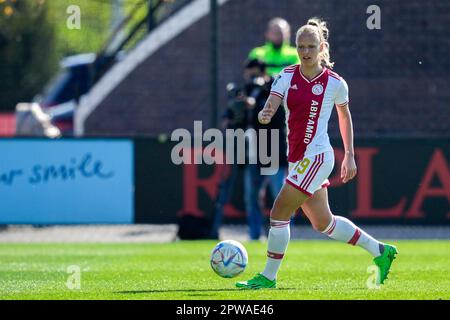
296, 17, 334, 69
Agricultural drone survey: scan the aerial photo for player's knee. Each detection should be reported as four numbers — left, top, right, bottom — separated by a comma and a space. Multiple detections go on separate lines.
270, 200, 293, 221
269, 208, 290, 221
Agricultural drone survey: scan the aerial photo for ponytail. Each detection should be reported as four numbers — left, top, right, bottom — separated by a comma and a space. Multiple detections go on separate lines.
297, 17, 334, 69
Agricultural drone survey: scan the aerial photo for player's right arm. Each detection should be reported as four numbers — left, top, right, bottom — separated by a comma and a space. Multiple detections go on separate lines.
258, 95, 282, 124
259, 67, 291, 124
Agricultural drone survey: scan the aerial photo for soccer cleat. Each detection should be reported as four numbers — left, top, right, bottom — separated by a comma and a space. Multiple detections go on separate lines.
235, 273, 276, 289
373, 244, 399, 285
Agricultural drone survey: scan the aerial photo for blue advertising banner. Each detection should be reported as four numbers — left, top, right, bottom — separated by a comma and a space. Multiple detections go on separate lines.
0, 139, 133, 224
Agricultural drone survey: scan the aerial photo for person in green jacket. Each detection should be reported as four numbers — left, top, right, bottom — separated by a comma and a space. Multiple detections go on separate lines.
248, 17, 300, 76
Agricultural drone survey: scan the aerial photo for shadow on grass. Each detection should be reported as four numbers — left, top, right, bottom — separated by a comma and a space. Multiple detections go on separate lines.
115, 288, 296, 294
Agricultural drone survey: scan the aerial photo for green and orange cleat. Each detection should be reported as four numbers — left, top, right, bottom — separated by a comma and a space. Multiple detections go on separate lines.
373, 243, 399, 285
236, 273, 276, 290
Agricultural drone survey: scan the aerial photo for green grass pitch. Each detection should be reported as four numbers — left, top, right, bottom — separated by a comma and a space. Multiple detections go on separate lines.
0, 240, 449, 300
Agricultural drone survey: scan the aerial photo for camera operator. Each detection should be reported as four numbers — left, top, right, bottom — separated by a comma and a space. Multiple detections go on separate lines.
211, 59, 287, 240
209, 77, 248, 239
241, 59, 288, 240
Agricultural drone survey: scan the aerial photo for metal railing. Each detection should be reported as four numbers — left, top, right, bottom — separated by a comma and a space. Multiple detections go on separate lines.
93, 0, 195, 82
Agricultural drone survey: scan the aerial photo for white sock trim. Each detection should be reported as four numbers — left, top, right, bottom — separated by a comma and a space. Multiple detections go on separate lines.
321, 216, 336, 234
270, 219, 290, 228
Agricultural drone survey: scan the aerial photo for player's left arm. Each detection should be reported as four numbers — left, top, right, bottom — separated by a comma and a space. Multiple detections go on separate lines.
336, 104, 357, 183
335, 77, 357, 184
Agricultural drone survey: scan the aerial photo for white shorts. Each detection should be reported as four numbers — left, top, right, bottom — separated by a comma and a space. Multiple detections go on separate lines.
286, 151, 334, 197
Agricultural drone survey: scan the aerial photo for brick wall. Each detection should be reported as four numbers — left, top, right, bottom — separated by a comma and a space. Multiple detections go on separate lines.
84, 0, 450, 138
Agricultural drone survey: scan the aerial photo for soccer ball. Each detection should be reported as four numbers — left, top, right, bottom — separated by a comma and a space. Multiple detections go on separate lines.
210, 240, 248, 278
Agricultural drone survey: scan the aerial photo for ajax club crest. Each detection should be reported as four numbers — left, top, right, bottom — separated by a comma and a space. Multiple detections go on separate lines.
312, 83, 324, 95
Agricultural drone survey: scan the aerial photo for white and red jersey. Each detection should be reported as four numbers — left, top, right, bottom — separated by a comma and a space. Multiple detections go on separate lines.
270, 64, 349, 163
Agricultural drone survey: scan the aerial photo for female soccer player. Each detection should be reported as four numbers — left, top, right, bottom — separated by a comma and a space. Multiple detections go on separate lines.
236, 17, 398, 289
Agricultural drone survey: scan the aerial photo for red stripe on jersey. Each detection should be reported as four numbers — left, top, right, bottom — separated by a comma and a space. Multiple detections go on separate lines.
284, 65, 298, 71
328, 70, 340, 78
348, 229, 362, 245
270, 91, 284, 99
286, 66, 329, 162
267, 251, 284, 259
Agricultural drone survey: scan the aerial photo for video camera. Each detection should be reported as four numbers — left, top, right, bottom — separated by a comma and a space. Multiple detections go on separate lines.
224, 59, 272, 129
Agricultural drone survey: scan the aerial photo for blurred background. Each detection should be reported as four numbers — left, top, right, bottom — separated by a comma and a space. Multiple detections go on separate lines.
0, 0, 449, 241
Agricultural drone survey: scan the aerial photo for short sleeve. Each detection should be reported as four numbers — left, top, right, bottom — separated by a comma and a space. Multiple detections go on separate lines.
335, 78, 349, 107
270, 70, 291, 100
